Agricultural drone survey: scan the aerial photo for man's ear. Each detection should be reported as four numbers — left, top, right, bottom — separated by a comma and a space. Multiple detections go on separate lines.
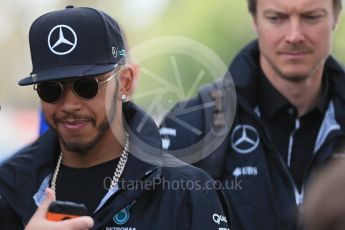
332, 9, 341, 31
252, 15, 259, 34
119, 65, 134, 97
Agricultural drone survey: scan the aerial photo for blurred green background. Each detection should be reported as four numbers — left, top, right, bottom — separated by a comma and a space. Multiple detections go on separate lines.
0, 0, 344, 156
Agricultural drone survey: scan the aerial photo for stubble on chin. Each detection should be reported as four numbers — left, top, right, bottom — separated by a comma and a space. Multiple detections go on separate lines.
58, 118, 111, 154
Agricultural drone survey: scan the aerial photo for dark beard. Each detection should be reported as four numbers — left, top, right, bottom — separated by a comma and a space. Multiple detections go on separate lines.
50, 81, 119, 154
59, 117, 111, 154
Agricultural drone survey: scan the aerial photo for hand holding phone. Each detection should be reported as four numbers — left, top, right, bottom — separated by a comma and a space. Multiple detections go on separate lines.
46, 200, 88, 221
25, 188, 93, 230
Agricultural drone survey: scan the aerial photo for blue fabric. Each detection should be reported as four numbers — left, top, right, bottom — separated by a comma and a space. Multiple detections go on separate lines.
39, 110, 49, 135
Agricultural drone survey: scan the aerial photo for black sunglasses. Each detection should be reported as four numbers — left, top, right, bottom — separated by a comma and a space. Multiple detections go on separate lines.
34, 67, 123, 103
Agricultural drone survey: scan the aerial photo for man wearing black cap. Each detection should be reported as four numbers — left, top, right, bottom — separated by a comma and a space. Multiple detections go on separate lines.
0, 6, 230, 230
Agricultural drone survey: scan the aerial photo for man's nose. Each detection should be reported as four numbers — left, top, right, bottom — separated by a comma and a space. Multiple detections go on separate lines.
285, 19, 305, 44
60, 85, 83, 112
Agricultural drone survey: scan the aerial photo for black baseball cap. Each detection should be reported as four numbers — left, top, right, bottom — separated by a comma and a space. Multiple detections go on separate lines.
18, 6, 126, 86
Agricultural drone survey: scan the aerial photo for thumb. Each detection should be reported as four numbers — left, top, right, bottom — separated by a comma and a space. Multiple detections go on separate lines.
60, 216, 94, 229
33, 188, 56, 219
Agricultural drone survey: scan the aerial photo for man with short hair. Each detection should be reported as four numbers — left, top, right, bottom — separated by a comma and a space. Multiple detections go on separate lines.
161, 0, 345, 229
0, 6, 230, 230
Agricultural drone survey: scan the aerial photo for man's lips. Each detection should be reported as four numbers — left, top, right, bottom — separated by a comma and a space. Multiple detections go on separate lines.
279, 52, 311, 62
279, 49, 311, 57
59, 119, 89, 131
281, 51, 309, 55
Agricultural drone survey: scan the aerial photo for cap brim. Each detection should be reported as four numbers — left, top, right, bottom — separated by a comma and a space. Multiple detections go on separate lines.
18, 64, 116, 86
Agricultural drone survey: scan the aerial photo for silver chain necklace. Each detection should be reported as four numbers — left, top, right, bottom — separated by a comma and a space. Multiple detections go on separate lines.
50, 132, 129, 192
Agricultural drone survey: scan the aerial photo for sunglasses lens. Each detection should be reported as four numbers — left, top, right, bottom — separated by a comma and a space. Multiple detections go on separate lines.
36, 82, 62, 103
73, 78, 98, 99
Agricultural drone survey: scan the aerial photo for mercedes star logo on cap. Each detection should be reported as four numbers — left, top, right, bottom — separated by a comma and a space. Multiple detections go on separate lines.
48, 24, 77, 55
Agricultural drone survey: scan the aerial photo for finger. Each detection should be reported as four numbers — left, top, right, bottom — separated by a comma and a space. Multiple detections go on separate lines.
33, 188, 56, 218
59, 216, 94, 229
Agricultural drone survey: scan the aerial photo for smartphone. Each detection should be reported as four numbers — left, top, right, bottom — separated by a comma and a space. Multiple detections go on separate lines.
46, 200, 87, 221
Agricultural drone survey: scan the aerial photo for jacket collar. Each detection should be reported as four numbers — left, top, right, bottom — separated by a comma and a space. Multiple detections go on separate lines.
228, 40, 261, 110
259, 68, 330, 120
326, 57, 345, 101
